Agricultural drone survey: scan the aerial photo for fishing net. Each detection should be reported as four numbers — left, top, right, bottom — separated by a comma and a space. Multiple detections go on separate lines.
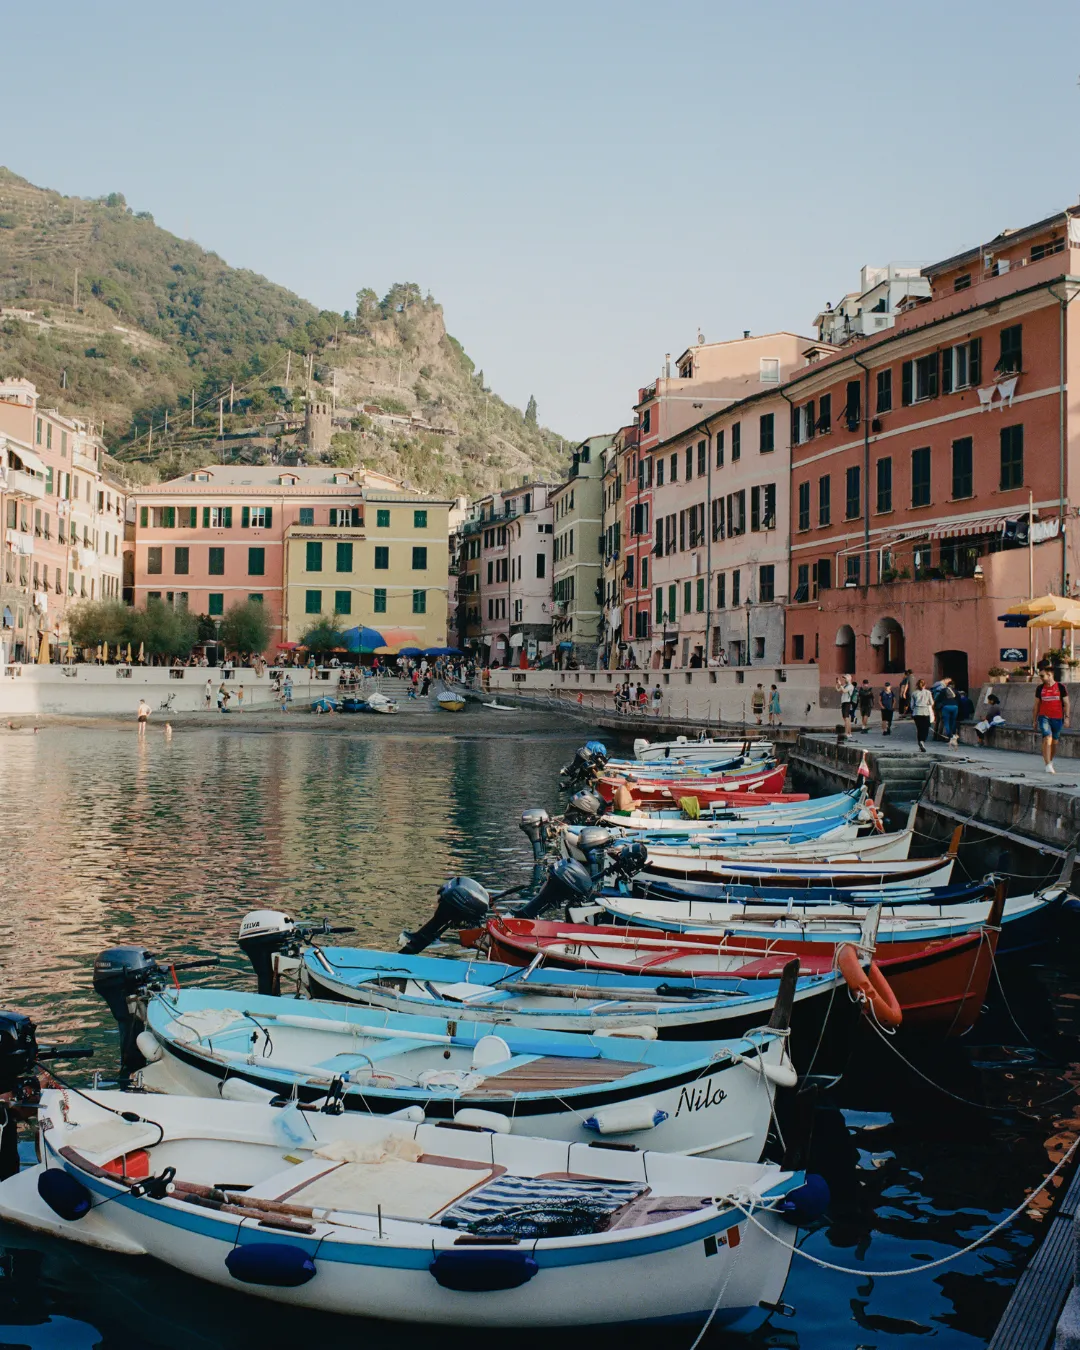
440, 1174, 648, 1239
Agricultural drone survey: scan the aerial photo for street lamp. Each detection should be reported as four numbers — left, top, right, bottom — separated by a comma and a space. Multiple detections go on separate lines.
660, 610, 673, 669
744, 598, 752, 666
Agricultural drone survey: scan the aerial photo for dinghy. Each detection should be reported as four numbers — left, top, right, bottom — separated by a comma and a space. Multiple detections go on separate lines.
602, 788, 871, 830
362, 691, 398, 714
137, 988, 797, 1160
603, 824, 914, 865
437, 692, 466, 713
2, 1088, 818, 1328
633, 847, 959, 889
633, 735, 772, 763
597, 766, 789, 806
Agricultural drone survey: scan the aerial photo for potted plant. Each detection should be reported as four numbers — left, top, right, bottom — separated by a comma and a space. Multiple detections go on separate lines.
986, 665, 1007, 678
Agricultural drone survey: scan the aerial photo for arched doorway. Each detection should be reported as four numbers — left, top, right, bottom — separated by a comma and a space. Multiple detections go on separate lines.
834, 624, 855, 676
870, 617, 905, 674
934, 649, 970, 691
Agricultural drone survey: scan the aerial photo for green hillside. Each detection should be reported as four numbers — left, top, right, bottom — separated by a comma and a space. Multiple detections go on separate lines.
0, 169, 569, 494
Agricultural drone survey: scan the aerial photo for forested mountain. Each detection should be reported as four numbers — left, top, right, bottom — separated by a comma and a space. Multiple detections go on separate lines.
0, 169, 568, 493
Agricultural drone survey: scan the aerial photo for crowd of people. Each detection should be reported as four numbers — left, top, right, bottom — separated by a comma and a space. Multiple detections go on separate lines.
834, 672, 980, 749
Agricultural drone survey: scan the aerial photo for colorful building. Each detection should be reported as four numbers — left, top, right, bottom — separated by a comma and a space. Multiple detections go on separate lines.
551, 436, 609, 665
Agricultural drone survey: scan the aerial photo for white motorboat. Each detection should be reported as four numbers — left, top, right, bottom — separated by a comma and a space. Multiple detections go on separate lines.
3, 1089, 817, 1329
633, 735, 772, 763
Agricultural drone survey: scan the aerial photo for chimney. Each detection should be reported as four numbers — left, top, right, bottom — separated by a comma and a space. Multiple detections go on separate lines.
664, 353, 671, 378
743, 330, 750, 339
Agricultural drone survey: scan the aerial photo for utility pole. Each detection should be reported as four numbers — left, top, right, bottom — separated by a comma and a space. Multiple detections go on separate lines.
164, 408, 168, 434
191, 388, 195, 426
147, 421, 153, 455
218, 399, 224, 439
285, 351, 291, 388
229, 382, 234, 412
73, 268, 78, 310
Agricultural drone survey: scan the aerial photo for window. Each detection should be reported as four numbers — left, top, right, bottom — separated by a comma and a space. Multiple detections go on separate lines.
845, 466, 861, 520
716, 573, 726, 608
942, 340, 981, 393
818, 475, 831, 527
299, 507, 314, 526
243, 506, 272, 528
818, 394, 831, 434
683, 580, 692, 614
536, 552, 547, 580
641, 407, 651, 434
333, 590, 351, 615
876, 457, 892, 513
374, 546, 389, 570
952, 437, 973, 499
1000, 425, 1024, 490
816, 558, 832, 590
655, 458, 664, 487
174, 546, 189, 575
336, 541, 353, 572
759, 564, 775, 602
715, 430, 724, 467
304, 590, 321, 614
731, 569, 741, 607
1031, 237, 1065, 262
912, 447, 932, 507
248, 547, 265, 576
46, 423, 52, 450
205, 506, 232, 528
697, 440, 706, 476
876, 369, 892, 413
695, 578, 705, 613
797, 481, 810, 531
248, 594, 263, 604
667, 583, 676, 620
845, 555, 861, 586
669, 453, 678, 482
306, 541, 323, 572
410, 545, 426, 570
844, 380, 861, 430
998, 325, 1022, 375
202, 547, 223, 579
760, 357, 780, 383
209, 593, 224, 616
640, 555, 648, 590
793, 634, 805, 660
759, 413, 775, 453
413, 509, 428, 529
655, 587, 663, 623
147, 547, 162, 575
794, 563, 810, 602
376, 509, 390, 528
901, 354, 939, 405
732, 423, 741, 461
954, 273, 971, 291
373, 588, 386, 613
685, 446, 693, 480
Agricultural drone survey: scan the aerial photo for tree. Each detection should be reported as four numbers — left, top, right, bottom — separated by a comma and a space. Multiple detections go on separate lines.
301, 615, 344, 655
127, 600, 198, 662
67, 599, 130, 649
525, 394, 537, 427
218, 599, 272, 657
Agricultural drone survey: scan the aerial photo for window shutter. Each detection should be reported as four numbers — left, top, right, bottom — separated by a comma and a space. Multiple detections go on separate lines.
969, 339, 981, 386
265, 507, 272, 528
223, 507, 232, 527
202, 507, 210, 527
927, 352, 939, 398
241, 506, 250, 528
790, 404, 799, 446
941, 349, 953, 395
751, 485, 760, 531
901, 361, 913, 406
140, 506, 148, 527
806, 400, 815, 440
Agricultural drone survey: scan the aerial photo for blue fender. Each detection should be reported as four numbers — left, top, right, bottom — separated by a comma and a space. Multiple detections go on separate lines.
225, 1242, 317, 1287
430, 1249, 539, 1292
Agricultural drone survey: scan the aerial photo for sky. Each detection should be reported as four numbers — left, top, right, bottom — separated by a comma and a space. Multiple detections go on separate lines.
3, 1, 1079, 439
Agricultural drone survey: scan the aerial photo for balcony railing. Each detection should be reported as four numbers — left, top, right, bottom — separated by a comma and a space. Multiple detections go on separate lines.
4, 470, 46, 501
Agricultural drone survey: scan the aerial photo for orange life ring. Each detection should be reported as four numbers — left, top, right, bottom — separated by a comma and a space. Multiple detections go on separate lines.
865, 799, 885, 834
837, 944, 902, 1027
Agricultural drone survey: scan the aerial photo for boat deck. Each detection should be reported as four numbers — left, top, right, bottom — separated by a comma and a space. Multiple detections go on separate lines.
468, 1055, 646, 1094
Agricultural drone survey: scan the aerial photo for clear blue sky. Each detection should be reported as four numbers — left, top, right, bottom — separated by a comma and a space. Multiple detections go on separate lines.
4, 1, 1078, 439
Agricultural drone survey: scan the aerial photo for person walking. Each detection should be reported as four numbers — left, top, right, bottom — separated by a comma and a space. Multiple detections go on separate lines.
879, 682, 895, 735
217, 683, 227, 713
935, 678, 959, 746
204, 677, 213, 711
911, 679, 935, 751
897, 670, 912, 718
136, 698, 150, 736
1033, 668, 1070, 773
837, 675, 855, 736
651, 684, 662, 715
236, 685, 244, 713
751, 684, 766, 725
857, 679, 874, 732
768, 684, 781, 726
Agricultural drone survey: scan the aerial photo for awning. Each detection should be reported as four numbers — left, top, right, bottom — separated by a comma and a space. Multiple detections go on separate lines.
926, 515, 1011, 540
8, 446, 46, 476
509, 632, 524, 648
558, 641, 573, 650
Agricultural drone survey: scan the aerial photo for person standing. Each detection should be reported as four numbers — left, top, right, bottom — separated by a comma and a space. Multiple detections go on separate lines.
236, 685, 245, 713
879, 682, 895, 735
1033, 668, 1071, 773
837, 675, 855, 736
768, 684, 781, 726
935, 678, 959, 745
651, 684, 662, 715
136, 698, 150, 736
204, 677, 213, 711
897, 670, 912, 718
857, 680, 874, 732
283, 675, 293, 711
751, 684, 766, 725
911, 678, 935, 751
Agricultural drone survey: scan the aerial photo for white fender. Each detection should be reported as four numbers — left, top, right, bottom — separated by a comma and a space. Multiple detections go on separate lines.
734, 1052, 797, 1088
583, 1101, 668, 1134
135, 1031, 163, 1064
452, 1109, 511, 1133
219, 1078, 276, 1103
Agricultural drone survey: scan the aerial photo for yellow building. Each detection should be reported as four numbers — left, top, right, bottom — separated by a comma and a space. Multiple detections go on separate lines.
282, 490, 453, 649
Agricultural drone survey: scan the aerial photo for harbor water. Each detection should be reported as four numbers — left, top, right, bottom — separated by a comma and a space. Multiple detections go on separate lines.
1, 719, 1079, 1349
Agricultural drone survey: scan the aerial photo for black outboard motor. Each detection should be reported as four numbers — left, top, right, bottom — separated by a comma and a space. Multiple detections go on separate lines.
576, 827, 615, 883
606, 839, 648, 883
238, 911, 297, 996
517, 858, 595, 919
0, 1010, 93, 1179
400, 878, 491, 955
565, 790, 603, 825
559, 746, 599, 791
519, 809, 551, 862
92, 947, 160, 1079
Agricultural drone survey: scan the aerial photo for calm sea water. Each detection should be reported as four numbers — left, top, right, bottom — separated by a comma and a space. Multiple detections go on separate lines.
1, 720, 1079, 1350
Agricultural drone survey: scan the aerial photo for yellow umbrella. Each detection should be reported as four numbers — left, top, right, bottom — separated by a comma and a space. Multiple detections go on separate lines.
137, 642, 145, 664
37, 632, 50, 665
126, 643, 132, 663
1026, 605, 1080, 628
95, 644, 102, 663
65, 640, 73, 663
102, 641, 109, 663
1006, 594, 1063, 616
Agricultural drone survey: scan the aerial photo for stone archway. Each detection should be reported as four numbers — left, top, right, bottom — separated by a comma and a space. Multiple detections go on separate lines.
870, 616, 906, 674
834, 624, 855, 676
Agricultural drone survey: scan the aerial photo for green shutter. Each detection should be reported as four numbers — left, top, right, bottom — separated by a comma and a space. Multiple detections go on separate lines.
305, 589, 321, 614
374, 588, 386, 613
223, 507, 232, 527
140, 506, 148, 527
203, 506, 210, 528
265, 506, 272, 528
241, 506, 250, 528
334, 590, 351, 615
336, 541, 353, 572
412, 588, 426, 614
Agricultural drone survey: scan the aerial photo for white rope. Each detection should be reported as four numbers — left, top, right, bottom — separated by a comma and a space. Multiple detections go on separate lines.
685, 1211, 743, 1350
721, 1129, 1080, 1278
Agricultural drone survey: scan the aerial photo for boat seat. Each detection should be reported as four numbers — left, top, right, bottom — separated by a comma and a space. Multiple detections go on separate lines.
65, 1117, 162, 1164
432, 982, 516, 1005
246, 1154, 498, 1220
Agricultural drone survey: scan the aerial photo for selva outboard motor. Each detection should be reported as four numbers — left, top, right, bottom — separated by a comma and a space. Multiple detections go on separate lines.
519, 809, 551, 862
607, 839, 648, 881
559, 746, 599, 791
517, 858, 594, 919
92, 947, 160, 1079
238, 911, 297, 996
400, 878, 491, 955
565, 791, 603, 825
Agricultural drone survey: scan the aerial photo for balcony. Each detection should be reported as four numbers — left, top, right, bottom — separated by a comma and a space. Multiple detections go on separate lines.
4, 469, 45, 501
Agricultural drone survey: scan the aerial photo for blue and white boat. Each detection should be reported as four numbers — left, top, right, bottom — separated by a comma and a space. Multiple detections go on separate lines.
603, 787, 870, 830
137, 989, 796, 1161
0, 1088, 818, 1328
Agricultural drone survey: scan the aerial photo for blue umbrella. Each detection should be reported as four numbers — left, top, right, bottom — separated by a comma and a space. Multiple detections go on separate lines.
424, 646, 464, 657
340, 626, 387, 653
399, 647, 424, 658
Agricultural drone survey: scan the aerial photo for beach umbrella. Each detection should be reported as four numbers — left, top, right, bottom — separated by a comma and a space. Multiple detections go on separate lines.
1028, 604, 1080, 659
102, 641, 109, 663
339, 626, 386, 653
399, 647, 424, 658
373, 627, 422, 650
126, 643, 132, 663
137, 642, 145, 664
424, 646, 464, 657
37, 632, 50, 665
1006, 594, 1063, 616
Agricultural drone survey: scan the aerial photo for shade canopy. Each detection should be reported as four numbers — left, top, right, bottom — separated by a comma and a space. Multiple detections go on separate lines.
1028, 605, 1080, 630
399, 647, 424, 657
424, 646, 463, 657
1005, 594, 1064, 616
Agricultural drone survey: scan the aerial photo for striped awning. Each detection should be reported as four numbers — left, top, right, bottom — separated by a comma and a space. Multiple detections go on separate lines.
925, 515, 1013, 540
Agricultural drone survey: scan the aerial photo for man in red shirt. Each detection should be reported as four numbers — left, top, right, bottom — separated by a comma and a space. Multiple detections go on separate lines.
1033, 668, 1071, 773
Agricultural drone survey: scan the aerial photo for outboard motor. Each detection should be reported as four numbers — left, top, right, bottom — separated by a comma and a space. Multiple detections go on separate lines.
238, 910, 297, 996
0, 1012, 92, 1179
400, 878, 491, 955
559, 746, 598, 791
519, 809, 551, 862
584, 741, 609, 769
92, 946, 160, 1079
576, 827, 614, 882
606, 839, 648, 883
517, 858, 595, 920
565, 790, 603, 826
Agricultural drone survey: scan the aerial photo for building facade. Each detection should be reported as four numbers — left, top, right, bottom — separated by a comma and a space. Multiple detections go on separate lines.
814, 264, 931, 347
551, 436, 608, 665
599, 440, 623, 667
785, 207, 1080, 690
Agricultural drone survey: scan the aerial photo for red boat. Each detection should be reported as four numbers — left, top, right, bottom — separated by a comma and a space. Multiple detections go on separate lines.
596, 763, 789, 806
481, 895, 1005, 1037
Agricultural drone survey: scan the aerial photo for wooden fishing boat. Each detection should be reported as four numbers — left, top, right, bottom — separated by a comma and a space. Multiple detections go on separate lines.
2, 1089, 815, 1329
437, 692, 466, 712
138, 989, 796, 1160
597, 765, 788, 806
633, 735, 773, 762
602, 788, 870, 830
633, 842, 959, 889
606, 823, 914, 865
